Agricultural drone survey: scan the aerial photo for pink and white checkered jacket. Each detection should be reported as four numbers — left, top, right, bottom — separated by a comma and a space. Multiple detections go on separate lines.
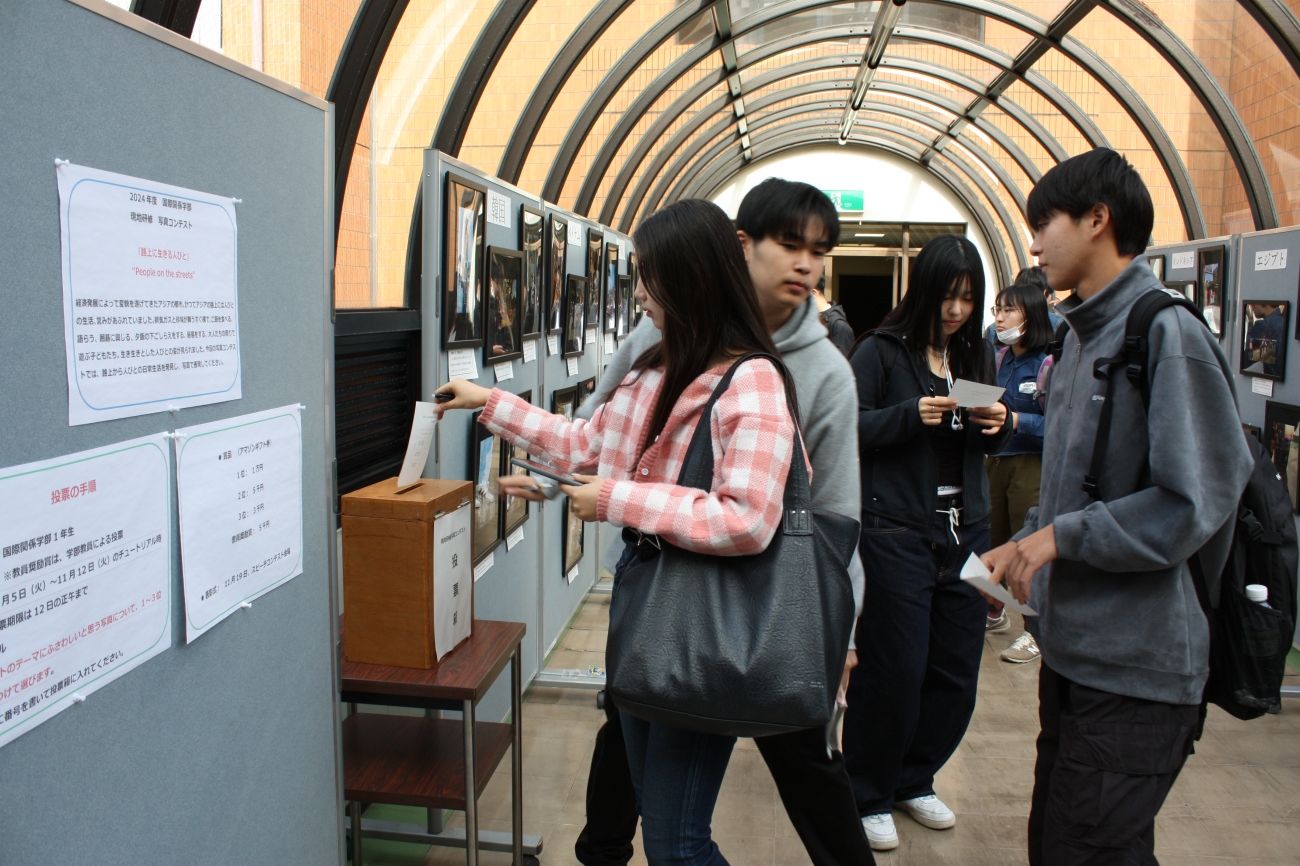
480, 359, 804, 556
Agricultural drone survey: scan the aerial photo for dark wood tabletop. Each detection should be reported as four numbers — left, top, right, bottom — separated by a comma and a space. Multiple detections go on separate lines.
340, 618, 527, 704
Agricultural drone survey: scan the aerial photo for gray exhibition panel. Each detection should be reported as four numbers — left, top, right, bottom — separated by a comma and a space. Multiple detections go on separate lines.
421, 152, 631, 721
0, 2, 340, 864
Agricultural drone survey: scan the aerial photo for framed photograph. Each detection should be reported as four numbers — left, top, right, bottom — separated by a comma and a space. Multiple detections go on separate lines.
562, 497, 585, 575
1147, 254, 1165, 281
1263, 400, 1300, 514
629, 253, 642, 327
586, 228, 604, 325
444, 173, 487, 349
1241, 300, 1290, 381
521, 205, 544, 338
576, 377, 596, 410
485, 246, 524, 365
1197, 245, 1226, 340
469, 410, 503, 563
551, 385, 578, 421
562, 275, 588, 358
1243, 423, 1262, 445
603, 243, 619, 332
546, 213, 568, 334
1164, 281, 1196, 301
616, 274, 631, 338
502, 390, 532, 537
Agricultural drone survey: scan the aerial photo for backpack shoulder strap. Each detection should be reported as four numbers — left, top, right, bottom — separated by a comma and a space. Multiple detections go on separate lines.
1047, 319, 1071, 363
1082, 289, 1207, 499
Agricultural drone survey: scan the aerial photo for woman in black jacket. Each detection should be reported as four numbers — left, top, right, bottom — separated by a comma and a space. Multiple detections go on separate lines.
842, 235, 1012, 851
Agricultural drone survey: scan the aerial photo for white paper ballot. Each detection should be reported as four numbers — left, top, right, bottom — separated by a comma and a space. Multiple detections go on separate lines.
495, 361, 514, 382
57, 161, 242, 426
523, 339, 537, 364
448, 348, 479, 381
959, 553, 1037, 616
604, 332, 615, 354
175, 405, 304, 642
397, 402, 438, 489
547, 334, 559, 356
585, 327, 597, 346
566, 357, 579, 377
0, 433, 172, 749
947, 379, 1006, 408
433, 504, 473, 660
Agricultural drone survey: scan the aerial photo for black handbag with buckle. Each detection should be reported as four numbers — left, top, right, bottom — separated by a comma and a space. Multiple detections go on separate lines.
605, 353, 860, 738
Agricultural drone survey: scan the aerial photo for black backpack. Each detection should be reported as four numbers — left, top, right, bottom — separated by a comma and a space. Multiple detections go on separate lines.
1087, 289, 1298, 719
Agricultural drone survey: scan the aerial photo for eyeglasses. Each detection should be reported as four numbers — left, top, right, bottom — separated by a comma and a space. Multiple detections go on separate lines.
989, 305, 1020, 317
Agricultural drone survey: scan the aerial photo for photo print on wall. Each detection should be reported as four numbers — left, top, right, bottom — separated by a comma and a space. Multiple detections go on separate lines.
547, 213, 568, 334
616, 275, 631, 338
444, 174, 487, 349
469, 409, 504, 563
563, 497, 585, 575
604, 242, 619, 332
521, 205, 544, 338
485, 246, 524, 365
1241, 300, 1290, 381
503, 391, 532, 537
1263, 400, 1300, 514
586, 228, 603, 326
1148, 254, 1165, 282
1198, 245, 1226, 340
551, 385, 578, 422
563, 275, 588, 358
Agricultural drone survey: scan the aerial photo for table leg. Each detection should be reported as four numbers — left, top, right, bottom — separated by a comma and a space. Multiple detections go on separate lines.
463, 698, 478, 866
511, 643, 523, 866
349, 800, 364, 866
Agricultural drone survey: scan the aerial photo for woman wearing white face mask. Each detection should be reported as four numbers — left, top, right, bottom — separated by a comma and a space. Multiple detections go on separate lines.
985, 282, 1053, 662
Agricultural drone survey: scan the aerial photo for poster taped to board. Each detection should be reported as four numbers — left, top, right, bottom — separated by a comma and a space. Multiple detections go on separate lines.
175, 405, 304, 642
0, 433, 173, 749
57, 162, 241, 426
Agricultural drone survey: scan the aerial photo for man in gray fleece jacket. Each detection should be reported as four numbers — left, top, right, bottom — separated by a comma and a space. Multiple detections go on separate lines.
985, 149, 1253, 865
574, 179, 870, 866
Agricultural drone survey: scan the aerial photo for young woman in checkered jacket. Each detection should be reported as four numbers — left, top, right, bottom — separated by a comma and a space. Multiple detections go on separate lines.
435, 199, 803, 866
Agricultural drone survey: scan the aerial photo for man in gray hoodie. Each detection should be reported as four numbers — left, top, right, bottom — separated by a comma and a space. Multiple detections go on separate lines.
984, 149, 1253, 865
573, 179, 870, 866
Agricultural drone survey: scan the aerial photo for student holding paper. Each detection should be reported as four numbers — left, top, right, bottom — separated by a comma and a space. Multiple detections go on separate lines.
843, 234, 1012, 850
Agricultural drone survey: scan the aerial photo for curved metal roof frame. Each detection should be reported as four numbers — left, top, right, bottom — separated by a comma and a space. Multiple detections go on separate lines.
696, 128, 1021, 282
533, 0, 1253, 235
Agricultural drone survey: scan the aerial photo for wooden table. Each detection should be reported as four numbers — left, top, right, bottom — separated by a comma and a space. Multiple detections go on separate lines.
340, 619, 537, 866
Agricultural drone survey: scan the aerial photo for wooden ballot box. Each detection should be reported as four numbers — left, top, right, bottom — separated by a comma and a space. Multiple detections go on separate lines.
341, 477, 474, 668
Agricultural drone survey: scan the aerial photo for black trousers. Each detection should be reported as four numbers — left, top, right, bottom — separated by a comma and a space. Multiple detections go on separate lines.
842, 512, 989, 815
574, 702, 875, 866
1029, 663, 1199, 866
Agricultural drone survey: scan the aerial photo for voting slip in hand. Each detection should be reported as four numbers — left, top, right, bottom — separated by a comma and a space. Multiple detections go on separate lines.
947, 378, 1007, 408
960, 553, 1037, 616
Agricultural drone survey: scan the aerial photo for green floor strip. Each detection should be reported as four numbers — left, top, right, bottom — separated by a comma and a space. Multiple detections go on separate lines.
347, 804, 431, 866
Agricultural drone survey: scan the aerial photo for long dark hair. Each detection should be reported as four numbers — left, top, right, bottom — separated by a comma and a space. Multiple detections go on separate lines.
872, 234, 992, 383
995, 282, 1053, 352
630, 199, 796, 449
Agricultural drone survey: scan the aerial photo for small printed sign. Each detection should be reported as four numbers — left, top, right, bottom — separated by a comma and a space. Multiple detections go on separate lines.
1171, 251, 1195, 270
568, 221, 583, 245
1255, 249, 1287, 271
523, 339, 537, 363
487, 190, 511, 228
566, 356, 579, 377
495, 360, 514, 382
1253, 377, 1274, 397
547, 334, 559, 356
474, 551, 494, 582
506, 526, 524, 550
567, 566, 579, 584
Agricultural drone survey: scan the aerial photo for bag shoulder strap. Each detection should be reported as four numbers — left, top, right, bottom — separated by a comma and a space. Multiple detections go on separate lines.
996, 346, 1009, 374
1082, 289, 1207, 499
675, 353, 814, 531
1047, 319, 1071, 363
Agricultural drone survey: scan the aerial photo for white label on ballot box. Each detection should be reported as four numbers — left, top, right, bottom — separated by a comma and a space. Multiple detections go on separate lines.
433, 503, 473, 660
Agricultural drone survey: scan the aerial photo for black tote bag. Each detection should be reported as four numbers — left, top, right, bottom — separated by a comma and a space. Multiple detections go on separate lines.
606, 354, 860, 738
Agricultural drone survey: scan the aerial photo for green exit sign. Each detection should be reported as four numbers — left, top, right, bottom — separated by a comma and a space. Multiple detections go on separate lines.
822, 189, 864, 212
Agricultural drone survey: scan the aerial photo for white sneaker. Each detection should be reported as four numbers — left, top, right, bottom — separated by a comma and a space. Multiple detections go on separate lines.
1001, 632, 1041, 664
861, 812, 899, 850
897, 794, 956, 830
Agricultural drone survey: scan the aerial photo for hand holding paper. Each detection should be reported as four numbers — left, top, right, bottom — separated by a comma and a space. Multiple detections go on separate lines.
947, 378, 1006, 408
960, 553, 1037, 616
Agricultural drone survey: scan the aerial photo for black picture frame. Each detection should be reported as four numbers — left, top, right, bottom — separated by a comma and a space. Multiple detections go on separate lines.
546, 213, 568, 335
443, 173, 487, 349
562, 275, 588, 358
562, 497, 585, 575
1241, 299, 1290, 381
1263, 400, 1300, 514
551, 385, 578, 421
1197, 245, 1226, 340
521, 205, 544, 338
469, 409, 503, 563
502, 390, 532, 537
1164, 281, 1196, 301
586, 228, 603, 326
616, 274, 631, 338
485, 246, 524, 366
1244, 423, 1262, 445
1147, 254, 1165, 281
629, 252, 642, 326
576, 377, 596, 410
603, 242, 619, 332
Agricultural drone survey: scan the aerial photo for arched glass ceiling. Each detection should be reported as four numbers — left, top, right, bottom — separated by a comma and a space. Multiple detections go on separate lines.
324, 0, 1300, 308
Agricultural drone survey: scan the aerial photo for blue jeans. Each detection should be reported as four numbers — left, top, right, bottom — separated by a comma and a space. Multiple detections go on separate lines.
613, 545, 736, 866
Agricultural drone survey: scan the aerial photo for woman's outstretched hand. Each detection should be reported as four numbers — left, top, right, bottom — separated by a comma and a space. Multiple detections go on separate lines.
560, 474, 606, 521
968, 400, 1007, 435
498, 473, 548, 502
432, 379, 492, 418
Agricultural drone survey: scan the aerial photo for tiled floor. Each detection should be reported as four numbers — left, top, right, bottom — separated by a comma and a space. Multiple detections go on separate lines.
356, 590, 1300, 866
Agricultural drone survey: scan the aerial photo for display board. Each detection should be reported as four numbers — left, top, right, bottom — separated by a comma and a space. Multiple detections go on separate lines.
0, 2, 339, 863
422, 152, 631, 714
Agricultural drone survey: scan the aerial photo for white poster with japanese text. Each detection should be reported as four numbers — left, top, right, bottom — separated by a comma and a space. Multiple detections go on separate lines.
432, 503, 473, 660
175, 405, 304, 642
57, 162, 241, 426
0, 434, 172, 750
